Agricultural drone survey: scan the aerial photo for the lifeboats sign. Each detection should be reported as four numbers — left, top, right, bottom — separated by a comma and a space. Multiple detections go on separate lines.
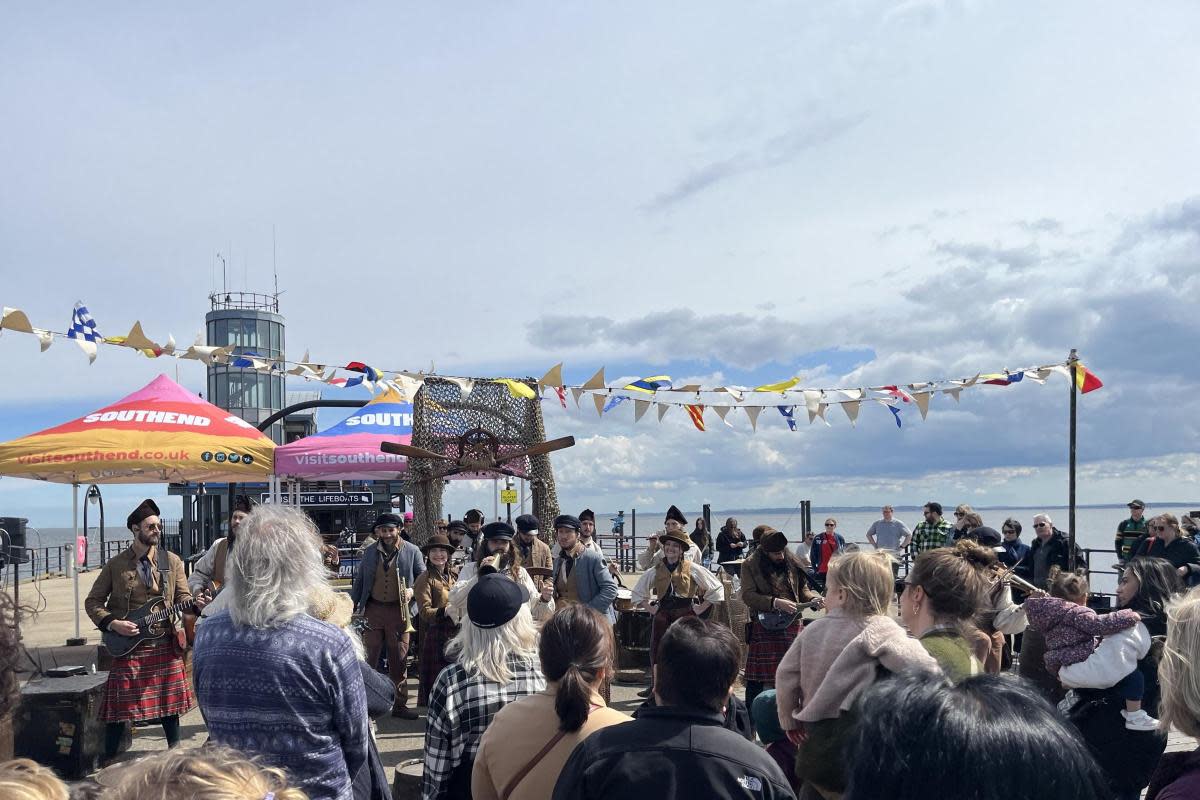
261, 492, 374, 506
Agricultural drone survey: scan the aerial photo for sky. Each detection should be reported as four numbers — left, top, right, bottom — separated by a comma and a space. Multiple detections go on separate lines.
1, 1, 1198, 525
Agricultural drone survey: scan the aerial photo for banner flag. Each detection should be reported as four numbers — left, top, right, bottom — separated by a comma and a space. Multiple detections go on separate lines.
345, 361, 384, 382
755, 377, 799, 393
626, 376, 672, 393
66, 302, 102, 364
685, 404, 706, 431
1075, 363, 1104, 394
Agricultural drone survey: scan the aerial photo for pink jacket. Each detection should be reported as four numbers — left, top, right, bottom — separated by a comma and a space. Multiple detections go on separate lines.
1024, 596, 1141, 672
775, 609, 938, 728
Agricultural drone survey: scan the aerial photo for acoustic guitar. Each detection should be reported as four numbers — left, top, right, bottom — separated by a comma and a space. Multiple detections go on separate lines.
102, 597, 196, 658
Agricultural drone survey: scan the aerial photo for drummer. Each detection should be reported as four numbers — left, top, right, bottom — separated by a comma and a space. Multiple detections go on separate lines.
637, 506, 704, 570
631, 525, 724, 697
739, 528, 822, 708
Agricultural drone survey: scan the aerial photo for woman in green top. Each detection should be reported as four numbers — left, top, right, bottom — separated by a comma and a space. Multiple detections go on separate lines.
900, 540, 994, 682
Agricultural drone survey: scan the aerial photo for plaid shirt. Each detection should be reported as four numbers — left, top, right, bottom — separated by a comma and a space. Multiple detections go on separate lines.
422, 652, 545, 800
911, 519, 953, 553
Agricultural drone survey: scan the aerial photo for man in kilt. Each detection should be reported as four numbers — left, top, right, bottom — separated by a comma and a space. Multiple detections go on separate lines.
85, 499, 206, 760
739, 528, 822, 709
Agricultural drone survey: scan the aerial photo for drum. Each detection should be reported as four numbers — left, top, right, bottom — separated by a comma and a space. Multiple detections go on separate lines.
615, 608, 652, 669
613, 587, 635, 613
392, 758, 424, 800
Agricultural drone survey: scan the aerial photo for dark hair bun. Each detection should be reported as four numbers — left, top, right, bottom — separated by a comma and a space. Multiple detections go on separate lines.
952, 539, 997, 569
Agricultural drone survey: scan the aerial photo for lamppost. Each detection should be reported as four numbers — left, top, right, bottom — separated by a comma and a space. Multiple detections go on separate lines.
84, 483, 104, 567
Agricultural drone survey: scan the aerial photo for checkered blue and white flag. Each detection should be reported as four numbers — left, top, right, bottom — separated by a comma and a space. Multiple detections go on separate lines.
67, 301, 102, 363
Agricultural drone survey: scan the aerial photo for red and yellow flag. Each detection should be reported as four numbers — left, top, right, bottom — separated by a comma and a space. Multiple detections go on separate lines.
685, 404, 706, 431
1075, 363, 1103, 394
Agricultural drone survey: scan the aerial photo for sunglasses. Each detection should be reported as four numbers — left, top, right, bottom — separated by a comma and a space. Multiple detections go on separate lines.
1034, 523, 1049, 528
1152, 525, 1168, 532
824, 523, 836, 527
953, 512, 965, 517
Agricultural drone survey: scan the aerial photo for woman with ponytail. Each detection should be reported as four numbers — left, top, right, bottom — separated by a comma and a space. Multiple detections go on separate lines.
472, 604, 631, 800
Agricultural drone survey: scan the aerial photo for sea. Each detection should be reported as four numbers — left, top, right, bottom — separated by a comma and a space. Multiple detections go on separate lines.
22, 503, 1196, 595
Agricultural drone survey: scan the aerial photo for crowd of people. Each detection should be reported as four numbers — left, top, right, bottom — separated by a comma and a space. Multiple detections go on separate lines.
2, 499, 1200, 799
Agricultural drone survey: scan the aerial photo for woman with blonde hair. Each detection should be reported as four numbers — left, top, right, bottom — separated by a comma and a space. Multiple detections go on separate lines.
0, 759, 69, 800
1148, 587, 1200, 798
107, 744, 307, 800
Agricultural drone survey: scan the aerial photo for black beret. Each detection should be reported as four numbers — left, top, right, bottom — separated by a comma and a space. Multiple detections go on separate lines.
233, 494, 257, 514
446, 520, 470, 535
468, 573, 527, 629
126, 499, 160, 531
374, 512, 403, 529
515, 514, 540, 533
553, 514, 581, 531
482, 521, 515, 540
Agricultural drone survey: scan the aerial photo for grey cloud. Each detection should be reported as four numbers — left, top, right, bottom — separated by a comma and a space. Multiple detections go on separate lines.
935, 241, 1044, 272
1016, 218, 1064, 234
525, 315, 612, 349
1112, 195, 1200, 253
649, 112, 867, 211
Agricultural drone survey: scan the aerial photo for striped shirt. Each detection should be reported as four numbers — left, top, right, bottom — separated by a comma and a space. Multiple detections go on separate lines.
911, 519, 954, 553
422, 652, 545, 800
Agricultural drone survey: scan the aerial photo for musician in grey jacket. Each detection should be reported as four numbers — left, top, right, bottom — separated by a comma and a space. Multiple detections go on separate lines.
351, 513, 425, 718
552, 515, 619, 623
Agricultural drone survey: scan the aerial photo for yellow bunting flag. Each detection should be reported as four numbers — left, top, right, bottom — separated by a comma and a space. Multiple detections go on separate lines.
496, 379, 536, 399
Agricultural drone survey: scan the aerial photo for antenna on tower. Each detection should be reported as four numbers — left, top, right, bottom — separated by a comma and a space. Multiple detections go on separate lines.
273, 224, 279, 300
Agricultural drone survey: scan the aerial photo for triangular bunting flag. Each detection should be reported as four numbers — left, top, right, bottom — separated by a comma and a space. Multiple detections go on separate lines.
888, 404, 902, 428
657, 403, 671, 422
581, 368, 606, 390
496, 379, 536, 399
592, 393, 607, 416
445, 377, 475, 397
602, 395, 627, 413
570, 387, 585, 408
714, 406, 734, 427
913, 392, 931, 420
1, 308, 35, 333
745, 406, 762, 430
1075, 363, 1103, 394
36, 329, 53, 352
634, 399, 651, 422
944, 388, 962, 402
685, 404, 706, 431
555, 386, 568, 409
539, 362, 564, 388
755, 377, 800, 393
778, 406, 797, 431
841, 400, 860, 426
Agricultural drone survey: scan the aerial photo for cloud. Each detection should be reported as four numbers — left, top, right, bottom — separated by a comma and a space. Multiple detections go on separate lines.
648, 112, 868, 211
934, 240, 1044, 273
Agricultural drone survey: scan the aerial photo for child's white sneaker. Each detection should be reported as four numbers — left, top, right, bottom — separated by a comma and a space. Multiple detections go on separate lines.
1121, 709, 1158, 731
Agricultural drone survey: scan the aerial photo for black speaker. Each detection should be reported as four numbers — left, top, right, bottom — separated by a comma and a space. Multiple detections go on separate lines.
14, 672, 128, 778
0, 517, 27, 563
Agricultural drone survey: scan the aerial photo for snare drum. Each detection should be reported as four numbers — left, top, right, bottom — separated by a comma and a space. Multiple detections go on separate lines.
613, 587, 635, 613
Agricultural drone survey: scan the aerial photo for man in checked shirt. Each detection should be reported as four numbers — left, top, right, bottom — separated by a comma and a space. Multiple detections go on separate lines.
422, 573, 546, 800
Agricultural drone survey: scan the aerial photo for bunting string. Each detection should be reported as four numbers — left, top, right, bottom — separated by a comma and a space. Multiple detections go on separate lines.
0, 303, 1104, 433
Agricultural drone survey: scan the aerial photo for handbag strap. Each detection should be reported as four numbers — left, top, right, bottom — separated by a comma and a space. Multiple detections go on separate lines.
157, 545, 173, 605
500, 730, 568, 800
500, 703, 602, 800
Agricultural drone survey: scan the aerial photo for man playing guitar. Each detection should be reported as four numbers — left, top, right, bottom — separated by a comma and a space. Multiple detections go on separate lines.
85, 499, 208, 761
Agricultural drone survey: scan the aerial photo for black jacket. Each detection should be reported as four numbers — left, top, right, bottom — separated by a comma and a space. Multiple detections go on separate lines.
1028, 529, 1086, 588
1132, 536, 1200, 582
552, 705, 795, 800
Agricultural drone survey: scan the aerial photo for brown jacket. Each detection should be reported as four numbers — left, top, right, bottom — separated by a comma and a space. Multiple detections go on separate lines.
740, 549, 816, 614
472, 685, 630, 800
413, 566, 456, 626
85, 545, 191, 632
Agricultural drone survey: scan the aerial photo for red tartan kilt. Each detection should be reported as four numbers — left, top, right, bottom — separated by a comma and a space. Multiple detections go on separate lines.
99, 637, 194, 723
417, 614, 459, 706
744, 620, 803, 683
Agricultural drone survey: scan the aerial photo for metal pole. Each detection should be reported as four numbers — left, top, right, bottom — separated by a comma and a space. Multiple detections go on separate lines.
70, 483, 84, 644
1068, 349, 1078, 572
492, 477, 499, 522
631, 508, 637, 573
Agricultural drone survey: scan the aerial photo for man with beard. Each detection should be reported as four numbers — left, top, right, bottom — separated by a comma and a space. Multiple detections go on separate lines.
514, 513, 553, 588
351, 512, 425, 718
86, 499, 208, 760
463, 508, 486, 559
189, 494, 255, 617
739, 528, 822, 708
445, 520, 472, 574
